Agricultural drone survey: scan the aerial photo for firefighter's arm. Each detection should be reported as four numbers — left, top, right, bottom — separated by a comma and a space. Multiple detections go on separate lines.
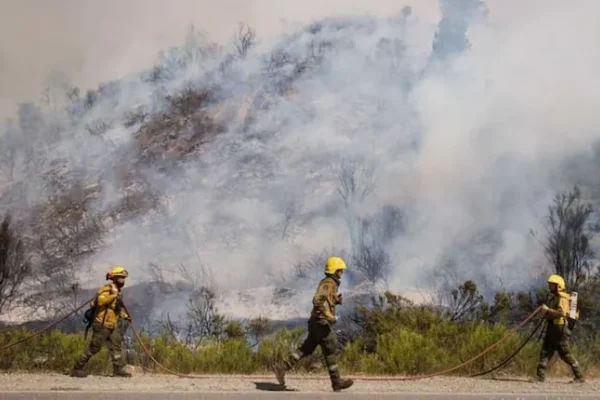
542, 298, 568, 319
96, 286, 118, 307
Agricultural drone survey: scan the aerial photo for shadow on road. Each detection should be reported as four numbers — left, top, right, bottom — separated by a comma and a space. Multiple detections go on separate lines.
253, 382, 298, 392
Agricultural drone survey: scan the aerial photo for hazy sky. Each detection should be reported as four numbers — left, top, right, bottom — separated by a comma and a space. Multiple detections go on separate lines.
0, 0, 549, 120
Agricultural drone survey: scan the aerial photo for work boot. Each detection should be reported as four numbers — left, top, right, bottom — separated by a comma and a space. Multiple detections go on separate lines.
571, 364, 585, 383
332, 377, 354, 392
112, 365, 132, 378
70, 357, 89, 378
70, 368, 87, 378
328, 366, 353, 392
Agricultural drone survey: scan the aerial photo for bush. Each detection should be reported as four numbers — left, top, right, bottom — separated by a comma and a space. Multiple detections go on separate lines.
0, 294, 598, 378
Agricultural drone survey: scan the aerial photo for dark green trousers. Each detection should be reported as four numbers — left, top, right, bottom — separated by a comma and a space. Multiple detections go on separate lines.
75, 321, 125, 370
284, 318, 340, 380
536, 324, 583, 380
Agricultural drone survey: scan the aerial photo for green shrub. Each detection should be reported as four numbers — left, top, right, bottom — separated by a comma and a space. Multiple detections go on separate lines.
0, 301, 596, 378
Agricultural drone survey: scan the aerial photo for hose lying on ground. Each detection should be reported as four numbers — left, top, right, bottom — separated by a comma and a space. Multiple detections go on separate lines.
352, 306, 542, 381
123, 301, 542, 382
470, 318, 546, 378
0, 297, 95, 353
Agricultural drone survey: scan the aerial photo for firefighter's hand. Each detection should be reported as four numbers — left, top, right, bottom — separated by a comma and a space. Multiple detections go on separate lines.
541, 304, 550, 313
125, 315, 132, 322
337, 293, 343, 305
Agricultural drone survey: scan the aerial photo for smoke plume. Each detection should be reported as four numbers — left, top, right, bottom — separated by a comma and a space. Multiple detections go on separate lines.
1, 0, 600, 319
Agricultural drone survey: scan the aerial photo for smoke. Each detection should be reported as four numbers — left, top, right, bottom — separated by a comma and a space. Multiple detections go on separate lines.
2, 0, 600, 316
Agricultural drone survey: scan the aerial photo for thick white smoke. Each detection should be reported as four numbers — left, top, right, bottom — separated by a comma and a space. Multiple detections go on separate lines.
1, 0, 600, 322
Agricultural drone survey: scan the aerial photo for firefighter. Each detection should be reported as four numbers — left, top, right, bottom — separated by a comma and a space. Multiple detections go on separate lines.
533, 274, 585, 383
274, 256, 354, 392
71, 266, 132, 378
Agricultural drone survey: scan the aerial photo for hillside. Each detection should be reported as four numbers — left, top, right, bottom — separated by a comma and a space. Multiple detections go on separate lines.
1, 0, 600, 331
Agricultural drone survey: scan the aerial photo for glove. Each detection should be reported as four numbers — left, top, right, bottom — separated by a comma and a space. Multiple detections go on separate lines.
337, 293, 343, 305
125, 315, 132, 322
541, 304, 550, 313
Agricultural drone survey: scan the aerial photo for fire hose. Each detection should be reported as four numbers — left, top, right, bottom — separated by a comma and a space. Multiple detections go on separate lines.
0, 296, 95, 353
0, 300, 542, 381
347, 306, 542, 381
469, 317, 546, 378
122, 303, 542, 381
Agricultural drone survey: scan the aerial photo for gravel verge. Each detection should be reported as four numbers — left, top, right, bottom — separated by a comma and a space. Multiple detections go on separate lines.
0, 373, 597, 394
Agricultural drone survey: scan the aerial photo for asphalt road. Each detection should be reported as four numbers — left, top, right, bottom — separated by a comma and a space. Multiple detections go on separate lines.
1, 393, 599, 400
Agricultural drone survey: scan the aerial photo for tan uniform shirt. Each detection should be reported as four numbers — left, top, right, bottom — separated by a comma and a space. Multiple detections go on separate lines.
310, 276, 341, 322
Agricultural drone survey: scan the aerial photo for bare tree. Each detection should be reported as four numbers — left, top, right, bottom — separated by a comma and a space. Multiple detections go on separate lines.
246, 315, 273, 347
0, 120, 19, 182
27, 184, 106, 310
186, 286, 226, 347
336, 156, 377, 209
532, 186, 595, 290
446, 280, 487, 322
233, 23, 256, 58
270, 195, 303, 241
351, 241, 391, 284
334, 156, 388, 283
0, 214, 31, 314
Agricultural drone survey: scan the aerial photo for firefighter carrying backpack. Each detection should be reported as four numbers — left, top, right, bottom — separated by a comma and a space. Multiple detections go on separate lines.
83, 285, 112, 339
566, 291, 580, 330
83, 297, 99, 339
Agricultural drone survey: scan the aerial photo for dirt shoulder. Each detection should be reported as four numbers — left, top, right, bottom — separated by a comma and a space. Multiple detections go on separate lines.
0, 373, 597, 394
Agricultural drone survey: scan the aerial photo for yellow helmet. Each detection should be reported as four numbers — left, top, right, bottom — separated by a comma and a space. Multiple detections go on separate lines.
547, 274, 565, 290
107, 266, 129, 280
324, 256, 347, 275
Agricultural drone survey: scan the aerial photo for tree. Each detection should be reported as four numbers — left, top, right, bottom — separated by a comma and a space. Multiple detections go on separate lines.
0, 120, 19, 182
0, 214, 31, 314
334, 156, 387, 284
336, 156, 377, 209
186, 287, 226, 347
446, 280, 487, 322
27, 184, 106, 310
246, 316, 273, 347
533, 186, 595, 290
233, 23, 256, 58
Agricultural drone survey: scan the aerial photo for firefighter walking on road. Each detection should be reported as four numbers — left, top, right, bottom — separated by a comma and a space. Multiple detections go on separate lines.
71, 266, 132, 378
274, 256, 354, 392
534, 274, 585, 383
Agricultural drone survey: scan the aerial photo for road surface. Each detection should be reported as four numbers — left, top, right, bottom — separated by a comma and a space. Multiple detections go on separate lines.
1, 393, 599, 400
0, 373, 597, 399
